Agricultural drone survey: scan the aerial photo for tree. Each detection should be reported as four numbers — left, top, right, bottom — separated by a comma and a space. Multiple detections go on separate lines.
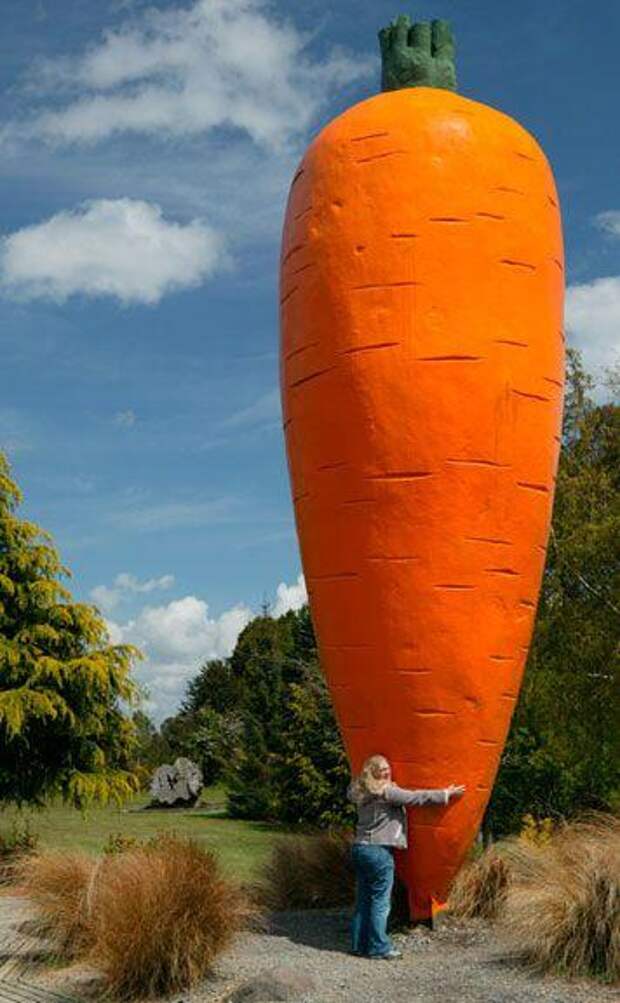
0, 453, 141, 807
487, 349, 620, 834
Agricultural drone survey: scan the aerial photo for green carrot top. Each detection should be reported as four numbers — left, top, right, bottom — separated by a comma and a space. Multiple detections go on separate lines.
379, 15, 456, 92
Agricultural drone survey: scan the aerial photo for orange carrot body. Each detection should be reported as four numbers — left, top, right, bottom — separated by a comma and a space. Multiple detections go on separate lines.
279, 87, 564, 920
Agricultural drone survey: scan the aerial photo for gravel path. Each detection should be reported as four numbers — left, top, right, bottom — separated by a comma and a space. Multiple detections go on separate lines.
3, 895, 618, 1003
189, 909, 619, 1003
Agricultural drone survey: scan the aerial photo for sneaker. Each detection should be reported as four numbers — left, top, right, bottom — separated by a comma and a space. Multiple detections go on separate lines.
372, 949, 402, 960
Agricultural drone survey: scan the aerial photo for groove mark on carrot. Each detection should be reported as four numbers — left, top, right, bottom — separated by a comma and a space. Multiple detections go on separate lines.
552, 258, 564, 272
548, 195, 559, 207
292, 262, 316, 276
294, 204, 313, 220
494, 186, 525, 195
284, 341, 319, 362
478, 739, 500, 746
356, 149, 406, 164
446, 458, 508, 467
465, 536, 512, 545
391, 232, 419, 238
494, 339, 528, 348
434, 584, 476, 590
412, 709, 456, 717
544, 377, 563, 388
515, 151, 536, 162
500, 259, 537, 271
367, 471, 433, 481
350, 131, 390, 142
394, 668, 432, 675
512, 389, 552, 402
417, 355, 483, 361
517, 481, 550, 493
288, 366, 334, 389
489, 655, 515, 661
428, 217, 468, 223
519, 599, 536, 607
280, 286, 298, 306
282, 243, 305, 265
341, 341, 400, 355
290, 168, 305, 188
293, 492, 309, 504
318, 461, 347, 471
353, 280, 421, 290
485, 568, 520, 575
476, 212, 505, 220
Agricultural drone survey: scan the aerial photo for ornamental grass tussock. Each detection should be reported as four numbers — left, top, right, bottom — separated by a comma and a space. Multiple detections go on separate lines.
499, 812, 620, 982
447, 845, 511, 921
255, 829, 355, 911
89, 835, 255, 999
19, 850, 98, 959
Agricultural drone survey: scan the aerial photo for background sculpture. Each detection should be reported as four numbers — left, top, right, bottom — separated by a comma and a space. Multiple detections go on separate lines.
279, 15, 564, 922
149, 757, 203, 809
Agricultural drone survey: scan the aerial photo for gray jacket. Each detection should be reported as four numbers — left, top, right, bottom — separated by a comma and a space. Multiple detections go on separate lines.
347, 783, 449, 850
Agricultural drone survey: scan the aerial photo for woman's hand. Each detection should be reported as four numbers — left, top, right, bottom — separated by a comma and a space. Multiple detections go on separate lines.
446, 783, 466, 801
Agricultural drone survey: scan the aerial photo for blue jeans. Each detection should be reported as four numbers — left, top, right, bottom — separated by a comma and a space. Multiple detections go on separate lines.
350, 843, 395, 957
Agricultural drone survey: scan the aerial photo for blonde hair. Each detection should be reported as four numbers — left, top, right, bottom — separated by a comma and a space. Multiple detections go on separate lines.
349, 754, 392, 804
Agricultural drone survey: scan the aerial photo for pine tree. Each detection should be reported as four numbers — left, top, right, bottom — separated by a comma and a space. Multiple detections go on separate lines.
0, 453, 141, 807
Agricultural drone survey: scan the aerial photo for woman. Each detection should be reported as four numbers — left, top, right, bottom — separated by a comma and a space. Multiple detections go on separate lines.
347, 754, 465, 959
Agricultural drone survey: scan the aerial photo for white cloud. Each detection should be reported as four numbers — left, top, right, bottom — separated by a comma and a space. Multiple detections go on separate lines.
104, 572, 307, 718
0, 198, 225, 305
220, 388, 281, 429
564, 210, 620, 389
272, 572, 307, 618
565, 276, 620, 384
90, 571, 175, 613
16, 0, 372, 150
114, 409, 137, 427
108, 595, 253, 717
595, 211, 620, 237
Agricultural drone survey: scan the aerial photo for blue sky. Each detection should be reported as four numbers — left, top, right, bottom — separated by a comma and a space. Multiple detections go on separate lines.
1, 0, 618, 719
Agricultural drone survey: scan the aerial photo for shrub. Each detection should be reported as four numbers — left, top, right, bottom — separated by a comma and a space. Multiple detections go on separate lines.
499, 812, 620, 981
0, 820, 39, 884
518, 813, 556, 847
255, 830, 355, 910
102, 832, 140, 856
448, 846, 511, 920
19, 851, 98, 958
90, 836, 254, 998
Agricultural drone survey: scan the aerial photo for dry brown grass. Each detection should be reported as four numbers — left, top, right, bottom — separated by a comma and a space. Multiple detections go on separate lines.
447, 845, 511, 920
18, 850, 98, 958
254, 829, 355, 911
499, 812, 620, 982
90, 836, 255, 999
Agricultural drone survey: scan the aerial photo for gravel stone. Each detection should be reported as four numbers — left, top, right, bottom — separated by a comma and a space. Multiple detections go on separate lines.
224, 965, 317, 1001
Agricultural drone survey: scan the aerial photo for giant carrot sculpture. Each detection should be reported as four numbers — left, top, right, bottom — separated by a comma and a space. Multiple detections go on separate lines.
279, 15, 564, 922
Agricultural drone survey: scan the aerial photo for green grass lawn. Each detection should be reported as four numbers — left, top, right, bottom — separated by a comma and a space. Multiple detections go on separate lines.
0, 787, 290, 883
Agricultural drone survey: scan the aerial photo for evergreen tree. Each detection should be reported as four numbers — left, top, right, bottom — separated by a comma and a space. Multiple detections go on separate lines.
487, 349, 620, 834
0, 453, 141, 807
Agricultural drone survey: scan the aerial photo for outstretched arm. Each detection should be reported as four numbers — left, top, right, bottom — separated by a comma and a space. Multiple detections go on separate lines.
384, 783, 465, 806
